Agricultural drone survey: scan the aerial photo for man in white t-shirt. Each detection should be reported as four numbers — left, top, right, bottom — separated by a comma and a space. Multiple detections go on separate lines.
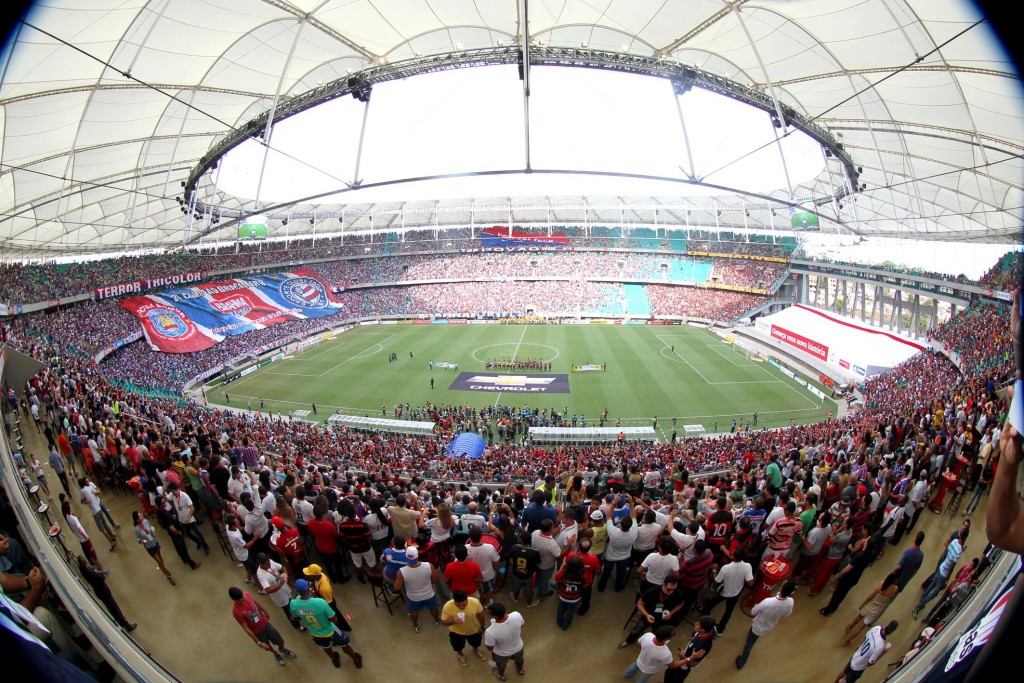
256, 553, 302, 631
637, 538, 681, 595
483, 602, 524, 681
735, 579, 796, 669
835, 620, 898, 682
465, 527, 501, 605
166, 482, 210, 556
701, 547, 754, 634
624, 625, 674, 682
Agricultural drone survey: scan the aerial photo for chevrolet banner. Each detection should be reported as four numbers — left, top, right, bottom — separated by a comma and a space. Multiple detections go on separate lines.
449, 372, 571, 393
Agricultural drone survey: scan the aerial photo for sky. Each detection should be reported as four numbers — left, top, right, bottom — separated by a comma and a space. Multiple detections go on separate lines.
215, 66, 826, 205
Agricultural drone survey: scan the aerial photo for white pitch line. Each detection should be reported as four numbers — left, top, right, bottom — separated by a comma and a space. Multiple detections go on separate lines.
704, 342, 755, 367
495, 325, 530, 407
657, 334, 714, 385
315, 333, 396, 377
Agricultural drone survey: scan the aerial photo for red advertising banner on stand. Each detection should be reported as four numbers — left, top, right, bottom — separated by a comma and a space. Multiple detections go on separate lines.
770, 324, 829, 361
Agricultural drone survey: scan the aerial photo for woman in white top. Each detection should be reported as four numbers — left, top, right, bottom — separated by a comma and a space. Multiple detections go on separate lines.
365, 498, 392, 555
426, 503, 455, 543
62, 498, 105, 572
29, 454, 51, 498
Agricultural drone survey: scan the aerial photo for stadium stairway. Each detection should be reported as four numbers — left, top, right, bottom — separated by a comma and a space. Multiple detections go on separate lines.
623, 283, 651, 316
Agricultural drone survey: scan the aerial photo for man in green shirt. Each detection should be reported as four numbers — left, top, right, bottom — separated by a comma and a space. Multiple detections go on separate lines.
765, 454, 783, 492
289, 579, 363, 669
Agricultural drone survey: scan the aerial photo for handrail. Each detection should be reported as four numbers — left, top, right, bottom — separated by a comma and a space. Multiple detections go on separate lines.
0, 406, 179, 682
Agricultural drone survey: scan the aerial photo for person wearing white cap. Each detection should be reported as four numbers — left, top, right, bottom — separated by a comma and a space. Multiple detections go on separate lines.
394, 545, 441, 632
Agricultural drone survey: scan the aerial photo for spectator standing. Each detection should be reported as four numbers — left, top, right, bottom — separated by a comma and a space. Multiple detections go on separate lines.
132, 510, 174, 585
394, 546, 441, 632
841, 569, 901, 646
820, 539, 875, 616
735, 579, 796, 670
834, 620, 898, 683
256, 553, 302, 632
288, 579, 363, 670
893, 532, 925, 593
75, 555, 135, 632
507, 531, 541, 607
914, 530, 965, 619
624, 624, 675, 683
228, 586, 297, 667
664, 615, 717, 682
531, 519, 561, 598
553, 555, 585, 630
484, 602, 525, 681
702, 547, 754, 634
440, 589, 488, 666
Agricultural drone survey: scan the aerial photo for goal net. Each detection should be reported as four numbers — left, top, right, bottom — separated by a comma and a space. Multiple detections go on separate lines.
731, 339, 765, 362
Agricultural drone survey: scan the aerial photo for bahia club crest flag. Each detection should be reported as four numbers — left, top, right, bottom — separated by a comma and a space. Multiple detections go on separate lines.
121, 267, 343, 353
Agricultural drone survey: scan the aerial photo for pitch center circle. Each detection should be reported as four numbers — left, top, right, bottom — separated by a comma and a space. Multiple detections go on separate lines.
471, 343, 560, 364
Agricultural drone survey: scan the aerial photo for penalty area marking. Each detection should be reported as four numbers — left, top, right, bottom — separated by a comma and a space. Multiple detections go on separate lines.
263, 334, 395, 378
703, 343, 756, 367
656, 334, 775, 385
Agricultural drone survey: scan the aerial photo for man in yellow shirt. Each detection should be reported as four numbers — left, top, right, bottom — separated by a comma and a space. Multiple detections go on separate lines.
302, 564, 352, 631
440, 589, 487, 666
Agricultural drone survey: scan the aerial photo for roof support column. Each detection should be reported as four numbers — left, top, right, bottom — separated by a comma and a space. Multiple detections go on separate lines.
255, 19, 307, 209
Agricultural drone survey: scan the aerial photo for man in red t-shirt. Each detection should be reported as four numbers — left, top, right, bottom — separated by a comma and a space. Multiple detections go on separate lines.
229, 586, 297, 666
564, 538, 602, 616
443, 544, 483, 596
706, 497, 735, 561
270, 516, 306, 581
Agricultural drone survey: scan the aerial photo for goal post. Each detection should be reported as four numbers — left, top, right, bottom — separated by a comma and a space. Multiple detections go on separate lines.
731, 338, 765, 362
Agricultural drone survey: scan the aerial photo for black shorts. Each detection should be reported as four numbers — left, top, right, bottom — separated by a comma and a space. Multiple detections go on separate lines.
254, 623, 284, 647
312, 630, 350, 649
449, 631, 483, 652
843, 662, 865, 682
145, 543, 161, 557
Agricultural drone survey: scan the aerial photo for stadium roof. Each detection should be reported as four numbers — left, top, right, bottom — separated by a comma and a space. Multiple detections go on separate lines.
0, 0, 1021, 258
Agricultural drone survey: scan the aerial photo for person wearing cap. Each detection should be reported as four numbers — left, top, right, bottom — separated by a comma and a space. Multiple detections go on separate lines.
441, 589, 487, 666
228, 586, 297, 666
256, 553, 303, 631
269, 515, 306, 581
588, 508, 608, 559
303, 563, 352, 631
393, 545, 441, 632
289, 579, 363, 670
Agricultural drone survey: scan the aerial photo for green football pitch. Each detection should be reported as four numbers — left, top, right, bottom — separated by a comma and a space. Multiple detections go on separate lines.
205, 324, 837, 437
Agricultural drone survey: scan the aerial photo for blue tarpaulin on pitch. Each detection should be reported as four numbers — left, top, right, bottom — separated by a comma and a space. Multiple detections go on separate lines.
446, 433, 486, 459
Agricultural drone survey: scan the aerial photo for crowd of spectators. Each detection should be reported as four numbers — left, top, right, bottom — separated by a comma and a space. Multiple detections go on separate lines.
3, 265, 1010, 683
307, 252, 784, 291
4, 295, 1007, 487
645, 286, 767, 321
926, 303, 1015, 382
977, 251, 1021, 292
340, 282, 626, 319
2, 299, 138, 358
0, 229, 793, 304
